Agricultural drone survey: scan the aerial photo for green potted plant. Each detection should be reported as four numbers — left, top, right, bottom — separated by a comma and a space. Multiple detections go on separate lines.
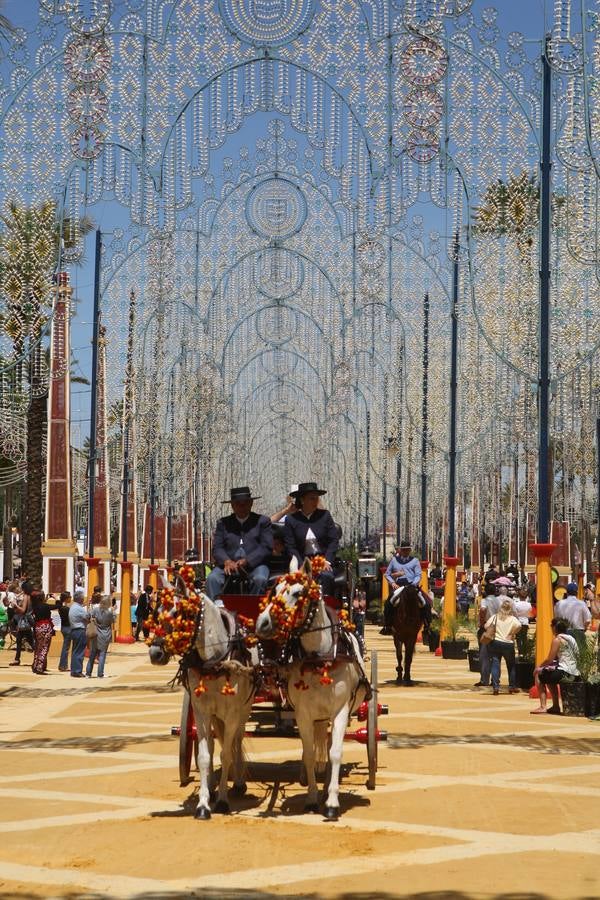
427, 614, 441, 652
440, 614, 469, 660
561, 633, 598, 717
515, 634, 536, 690
460, 617, 480, 671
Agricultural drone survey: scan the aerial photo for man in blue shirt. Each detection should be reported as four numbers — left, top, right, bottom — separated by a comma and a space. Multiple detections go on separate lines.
380, 540, 423, 634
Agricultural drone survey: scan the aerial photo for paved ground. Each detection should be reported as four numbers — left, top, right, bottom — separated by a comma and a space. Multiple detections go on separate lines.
1, 626, 599, 900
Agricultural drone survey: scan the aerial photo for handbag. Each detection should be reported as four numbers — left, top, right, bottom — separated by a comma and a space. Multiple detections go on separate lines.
86, 616, 98, 640
17, 612, 34, 632
480, 614, 497, 645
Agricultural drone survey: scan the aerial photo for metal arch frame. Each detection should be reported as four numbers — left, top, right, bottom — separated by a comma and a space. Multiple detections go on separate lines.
200, 168, 349, 242
225, 346, 330, 405
158, 55, 377, 190
226, 369, 325, 416
218, 301, 329, 367
204, 245, 349, 327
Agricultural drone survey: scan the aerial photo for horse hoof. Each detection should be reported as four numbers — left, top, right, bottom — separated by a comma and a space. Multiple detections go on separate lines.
395, 678, 403, 686
230, 782, 247, 797
304, 803, 319, 814
402, 679, 414, 687
214, 800, 230, 815
324, 805, 339, 821
194, 806, 211, 821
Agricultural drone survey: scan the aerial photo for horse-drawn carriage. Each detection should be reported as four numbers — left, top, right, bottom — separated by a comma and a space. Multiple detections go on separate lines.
150, 559, 387, 820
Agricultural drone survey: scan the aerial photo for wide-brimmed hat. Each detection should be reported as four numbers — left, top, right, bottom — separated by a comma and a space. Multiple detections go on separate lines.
291, 481, 327, 498
223, 486, 261, 504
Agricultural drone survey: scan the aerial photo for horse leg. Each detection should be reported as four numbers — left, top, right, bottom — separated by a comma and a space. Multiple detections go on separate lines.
323, 702, 350, 820
403, 636, 416, 685
230, 725, 247, 796
215, 718, 237, 815
393, 633, 403, 684
193, 711, 212, 820
296, 711, 319, 812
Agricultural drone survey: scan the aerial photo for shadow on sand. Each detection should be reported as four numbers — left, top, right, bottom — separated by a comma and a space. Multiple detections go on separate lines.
0, 890, 597, 900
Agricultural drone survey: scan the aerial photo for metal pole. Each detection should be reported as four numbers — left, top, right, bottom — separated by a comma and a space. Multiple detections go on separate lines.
365, 410, 370, 545
448, 233, 459, 557
149, 454, 156, 565
167, 376, 175, 566
87, 230, 102, 557
121, 424, 129, 563
538, 36, 552, 544
395, 454, 401, 546
596, 417, 600, 569
421, 292, 429, 560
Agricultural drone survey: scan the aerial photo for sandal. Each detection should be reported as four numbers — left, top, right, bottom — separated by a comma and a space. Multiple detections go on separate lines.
530, 708, 548, 714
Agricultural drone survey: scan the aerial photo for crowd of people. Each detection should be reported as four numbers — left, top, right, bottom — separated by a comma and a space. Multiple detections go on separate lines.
1, 580, 117, 677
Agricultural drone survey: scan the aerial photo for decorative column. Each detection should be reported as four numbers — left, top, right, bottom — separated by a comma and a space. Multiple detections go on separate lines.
116, 289, 138, 643
86, 325, 112, 597
531, 543, 556, 667
41, 273, 78, 593
440, 555, 460, 643
420, 559, 429, 595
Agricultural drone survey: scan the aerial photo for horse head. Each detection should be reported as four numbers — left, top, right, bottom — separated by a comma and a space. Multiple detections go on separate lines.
255, 557, 315, 640
148, 638, 171, 666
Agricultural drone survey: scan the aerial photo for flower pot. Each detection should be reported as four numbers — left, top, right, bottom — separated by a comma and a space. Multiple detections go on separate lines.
515, 659, 535, 691
585, 683, 600, 718
428, 631, 440, 652
561, 680, 586, 717
467, 648, 480, 672
441, 639, 469, 660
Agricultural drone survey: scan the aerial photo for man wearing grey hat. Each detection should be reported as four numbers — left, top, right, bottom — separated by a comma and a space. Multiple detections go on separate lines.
206, 487, 273, 604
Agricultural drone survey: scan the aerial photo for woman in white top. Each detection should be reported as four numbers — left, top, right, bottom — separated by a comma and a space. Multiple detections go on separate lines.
484, 598, 522, 695
531, 618, 579, 715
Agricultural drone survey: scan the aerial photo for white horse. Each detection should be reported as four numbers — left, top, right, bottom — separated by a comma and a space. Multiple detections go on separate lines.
149, 578, 255, 820
255, 559, 369, 820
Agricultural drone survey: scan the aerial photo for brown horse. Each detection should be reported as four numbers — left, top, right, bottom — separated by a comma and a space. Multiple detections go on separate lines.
391, 584, 422, 686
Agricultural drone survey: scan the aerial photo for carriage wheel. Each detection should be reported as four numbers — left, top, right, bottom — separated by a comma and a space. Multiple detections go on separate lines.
179, 691, 198, 787
366, 649, 378, 790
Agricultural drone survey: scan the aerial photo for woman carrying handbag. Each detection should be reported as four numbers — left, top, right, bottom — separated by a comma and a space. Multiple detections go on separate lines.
86, 595, 117, 678
9, 581, 34, 666
484, 598, 522, 695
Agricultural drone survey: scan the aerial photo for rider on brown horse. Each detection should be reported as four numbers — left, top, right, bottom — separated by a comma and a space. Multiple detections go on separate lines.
380, 539, 431, 636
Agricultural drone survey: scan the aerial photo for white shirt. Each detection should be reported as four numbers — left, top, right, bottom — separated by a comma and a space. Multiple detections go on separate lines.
305, 526, 319, 556
513, 599, 532, 625
564, 598, 591, 630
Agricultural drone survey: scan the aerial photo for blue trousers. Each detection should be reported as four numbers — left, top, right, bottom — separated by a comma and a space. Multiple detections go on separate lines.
206, 564, 269, 601
70, 629, 87, 676
489, 639, 516, 689
59, 627, 72, 670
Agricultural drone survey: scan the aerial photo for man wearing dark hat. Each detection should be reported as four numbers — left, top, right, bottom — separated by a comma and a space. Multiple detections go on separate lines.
381, 540, 424, 635
206, 487, 272, 604
284, 482, 339, 596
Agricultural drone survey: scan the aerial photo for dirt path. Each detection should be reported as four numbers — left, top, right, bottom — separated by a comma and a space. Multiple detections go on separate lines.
1, 627, 599, 899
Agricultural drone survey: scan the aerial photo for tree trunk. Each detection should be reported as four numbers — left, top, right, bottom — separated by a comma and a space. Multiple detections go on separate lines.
2, 484, 14, 581
22, 392, 47, 587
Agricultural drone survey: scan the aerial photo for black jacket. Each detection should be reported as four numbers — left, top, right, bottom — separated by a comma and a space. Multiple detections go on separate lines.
213, 512, 272, 570
284, 509, 339, 565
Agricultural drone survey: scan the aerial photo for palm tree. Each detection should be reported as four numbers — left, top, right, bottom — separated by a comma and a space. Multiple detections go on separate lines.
0, 201, 93, 584
0, 3, 15, 56
473, 171, 565, 257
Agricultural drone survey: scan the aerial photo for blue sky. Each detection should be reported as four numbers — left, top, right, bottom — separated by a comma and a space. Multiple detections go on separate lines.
0, 0, 572, 446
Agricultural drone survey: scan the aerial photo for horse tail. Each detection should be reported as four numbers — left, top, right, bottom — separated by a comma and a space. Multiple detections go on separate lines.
314, 720, 329, 771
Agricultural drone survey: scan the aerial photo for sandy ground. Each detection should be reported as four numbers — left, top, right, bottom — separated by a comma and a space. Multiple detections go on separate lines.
1, 626, 599, 900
